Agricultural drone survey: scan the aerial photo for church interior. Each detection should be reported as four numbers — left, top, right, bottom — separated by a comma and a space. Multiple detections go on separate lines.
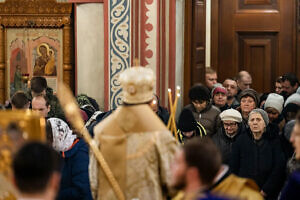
1, 0, 300, 200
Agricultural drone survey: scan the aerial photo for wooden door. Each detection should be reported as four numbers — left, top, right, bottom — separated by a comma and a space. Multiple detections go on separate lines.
184, 0, 206, 105
212, 0, 296, 93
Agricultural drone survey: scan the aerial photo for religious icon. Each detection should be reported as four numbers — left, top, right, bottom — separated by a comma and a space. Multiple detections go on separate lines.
33, 43, 57, 76
7, 28, 63, 96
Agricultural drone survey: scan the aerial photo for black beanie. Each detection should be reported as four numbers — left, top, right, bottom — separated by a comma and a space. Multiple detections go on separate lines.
189, 84, 210, 102
178, 108, 198, 132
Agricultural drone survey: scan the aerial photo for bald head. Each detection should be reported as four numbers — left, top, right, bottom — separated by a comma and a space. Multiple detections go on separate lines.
237, 71, 252, 91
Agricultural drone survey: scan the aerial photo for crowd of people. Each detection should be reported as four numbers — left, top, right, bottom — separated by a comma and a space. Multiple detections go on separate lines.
3, 67, 300, 200
176, 69, 300, 199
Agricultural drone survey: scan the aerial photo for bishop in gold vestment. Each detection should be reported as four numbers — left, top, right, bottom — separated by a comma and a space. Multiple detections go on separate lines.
89, 67, 178, 200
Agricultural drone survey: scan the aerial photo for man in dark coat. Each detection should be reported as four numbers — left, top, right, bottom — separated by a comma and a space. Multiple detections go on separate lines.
230, 109, 286, 200
212, 109, 244, 164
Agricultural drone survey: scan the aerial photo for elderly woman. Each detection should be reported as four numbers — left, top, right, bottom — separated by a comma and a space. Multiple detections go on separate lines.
238, 89, 259, 125
212, 109, 244, 164
46, 118, 92, 200
230, 109, 286, 200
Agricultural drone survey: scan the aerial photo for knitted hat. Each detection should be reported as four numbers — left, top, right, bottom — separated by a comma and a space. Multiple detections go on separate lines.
211, 84, 227, 97
239, 88, 259, 107
264, 93, 284, 113
284, 93, 300, 107
119, 67, 155, 104
220, 109, 242, 123
189, 84, 210, 102
178, 108, 198, 132
249, 108, 269, 126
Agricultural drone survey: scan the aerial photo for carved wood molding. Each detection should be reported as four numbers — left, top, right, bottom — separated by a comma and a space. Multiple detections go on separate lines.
0, 0, 72, 27
0, 0, 72, 14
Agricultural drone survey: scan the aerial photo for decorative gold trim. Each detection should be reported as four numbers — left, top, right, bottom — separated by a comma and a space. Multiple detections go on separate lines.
0, 0, 73, 102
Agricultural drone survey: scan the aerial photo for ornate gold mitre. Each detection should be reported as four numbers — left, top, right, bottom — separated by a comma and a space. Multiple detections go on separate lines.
0, 110, 46, 200
119, 66, 155, 104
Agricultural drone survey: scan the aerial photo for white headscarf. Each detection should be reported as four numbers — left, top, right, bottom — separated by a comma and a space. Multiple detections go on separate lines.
47, 118, 77, 152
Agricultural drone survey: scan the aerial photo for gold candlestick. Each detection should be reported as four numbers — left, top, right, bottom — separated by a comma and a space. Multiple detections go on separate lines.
167, 86, 180, 141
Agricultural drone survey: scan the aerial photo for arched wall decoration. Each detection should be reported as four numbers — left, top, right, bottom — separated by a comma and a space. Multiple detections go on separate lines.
0, 0, 73, 103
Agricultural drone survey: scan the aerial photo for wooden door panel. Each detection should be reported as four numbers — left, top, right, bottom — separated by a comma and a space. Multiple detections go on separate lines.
235, 15, 280, 31
239, 0, 278, 9
238, 33, 277, 92
184, 0, 206, 105
213, 0, 296, 93
193, 0, 206, 84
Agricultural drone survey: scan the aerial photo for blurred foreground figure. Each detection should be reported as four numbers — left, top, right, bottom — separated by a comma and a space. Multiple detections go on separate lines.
0, 110, 46, 199
12, 142, 62, 200
89, 67, 178, 200
171, 138, 231, 200
280, 113, 300, 200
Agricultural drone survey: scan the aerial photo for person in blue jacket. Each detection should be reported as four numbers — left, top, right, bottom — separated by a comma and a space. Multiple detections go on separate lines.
47, 117, 92, 200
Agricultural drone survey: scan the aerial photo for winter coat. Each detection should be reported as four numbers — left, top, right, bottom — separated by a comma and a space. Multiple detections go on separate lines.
212, 123, 245, 165
280, 170, 300, 200
57, 139, 93, 200
230, 127, 286, 200
185, 103, 221, 136
286, 153, 300, 177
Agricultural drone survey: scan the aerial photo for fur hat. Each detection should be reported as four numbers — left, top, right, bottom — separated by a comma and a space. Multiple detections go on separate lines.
239, 88, 259, 107
249, 108, 269, 126
119, 67, 155, 104
189, 84, 210, 102
178, 108, 198, 132
220, 109, 242, 123
264, 93, 284, 113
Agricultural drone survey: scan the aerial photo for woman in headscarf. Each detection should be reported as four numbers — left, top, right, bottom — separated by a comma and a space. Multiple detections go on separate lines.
46, 118, 92, 200
230, 109, 286, 200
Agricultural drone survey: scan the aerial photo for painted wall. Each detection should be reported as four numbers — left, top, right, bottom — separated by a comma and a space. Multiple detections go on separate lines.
76, 3, 105, 110
75, 0, 184, 112
176, 0, 185, 113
